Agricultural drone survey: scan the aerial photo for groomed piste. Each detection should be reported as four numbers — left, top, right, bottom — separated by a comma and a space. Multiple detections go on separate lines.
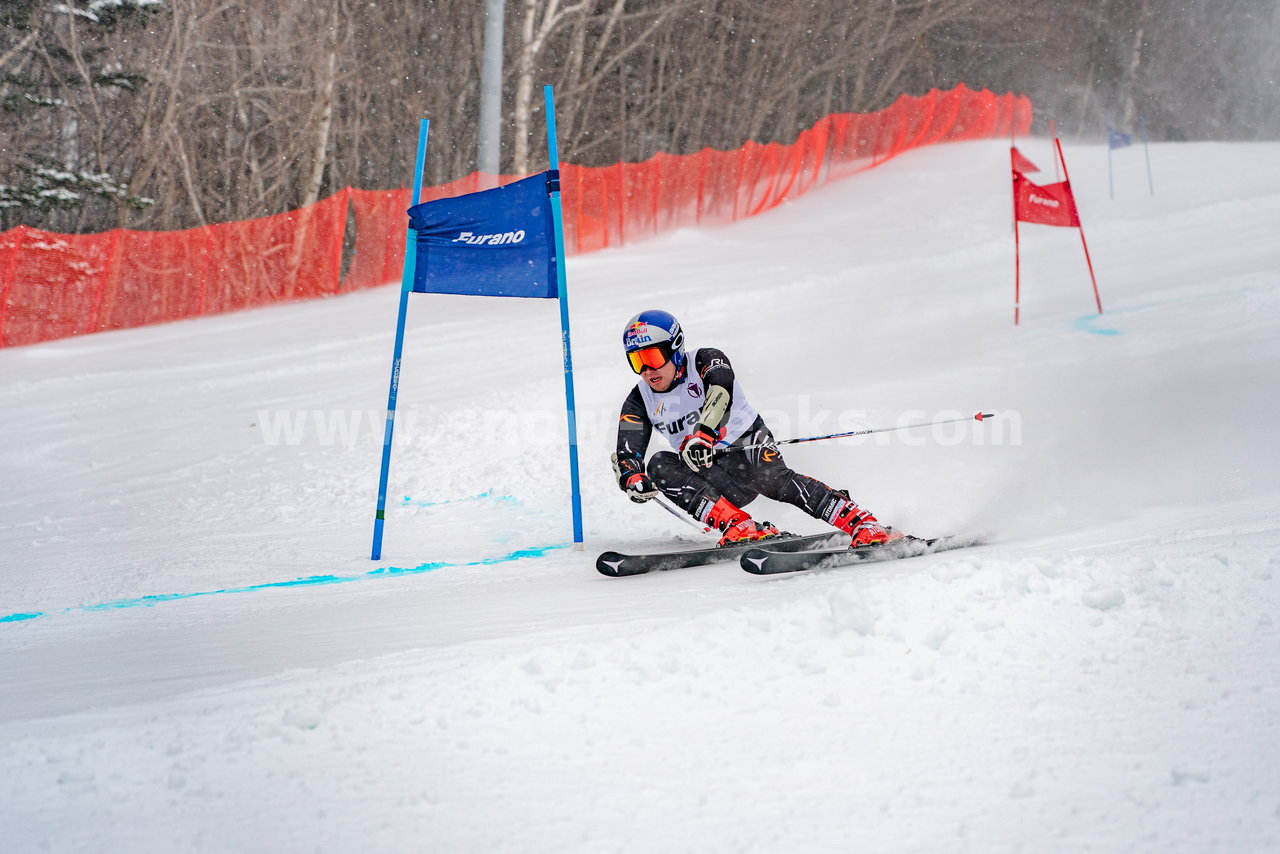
2, 138, 1278, 853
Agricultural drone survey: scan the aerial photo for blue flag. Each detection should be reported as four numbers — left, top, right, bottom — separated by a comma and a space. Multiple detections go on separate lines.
408, 172, 557, 298
1107, 126, 1133, 150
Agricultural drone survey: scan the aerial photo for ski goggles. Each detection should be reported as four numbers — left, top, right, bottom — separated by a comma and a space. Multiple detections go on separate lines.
627, 343, 674, 374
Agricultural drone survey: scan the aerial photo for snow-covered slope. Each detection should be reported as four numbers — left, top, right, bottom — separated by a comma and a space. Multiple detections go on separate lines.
2, 139, 1278, 853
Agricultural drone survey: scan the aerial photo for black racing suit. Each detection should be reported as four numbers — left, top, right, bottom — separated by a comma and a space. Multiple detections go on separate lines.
615, 348, 851, 527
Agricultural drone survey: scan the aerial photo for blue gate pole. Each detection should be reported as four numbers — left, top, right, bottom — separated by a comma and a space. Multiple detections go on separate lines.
544, 85, 584, 549
371, 119, 430, 560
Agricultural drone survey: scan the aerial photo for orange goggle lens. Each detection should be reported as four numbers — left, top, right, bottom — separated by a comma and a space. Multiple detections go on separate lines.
627, 345, 671, 374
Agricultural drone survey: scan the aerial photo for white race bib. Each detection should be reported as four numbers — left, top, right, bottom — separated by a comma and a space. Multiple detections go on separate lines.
636, 346, 759, 450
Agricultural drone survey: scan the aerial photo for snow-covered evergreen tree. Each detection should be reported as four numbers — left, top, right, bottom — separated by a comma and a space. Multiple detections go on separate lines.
0, 0, 160, 230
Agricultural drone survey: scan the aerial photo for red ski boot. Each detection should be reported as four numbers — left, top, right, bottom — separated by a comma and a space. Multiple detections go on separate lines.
829, 500, 901, 548
704, 496, 782, 547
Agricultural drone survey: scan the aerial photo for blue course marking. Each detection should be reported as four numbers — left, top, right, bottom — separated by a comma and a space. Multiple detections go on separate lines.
1073, 284, 1271, 337
1, 612, 43, 623
0, 543, 571, 625
1074, 314, 1122, 336
400, 490, 520, 508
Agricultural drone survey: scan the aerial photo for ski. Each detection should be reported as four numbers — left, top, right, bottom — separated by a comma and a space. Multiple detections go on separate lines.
740, 534, 980, 575
596, 531, 845, 577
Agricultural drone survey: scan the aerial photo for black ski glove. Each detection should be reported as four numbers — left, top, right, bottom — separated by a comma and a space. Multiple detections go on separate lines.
612, 452, 658, 503
680, 424, 717, 471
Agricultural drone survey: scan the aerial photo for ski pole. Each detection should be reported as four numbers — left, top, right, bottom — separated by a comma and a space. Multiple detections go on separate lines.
721, 412, 995, 454
653, 494, 713, 534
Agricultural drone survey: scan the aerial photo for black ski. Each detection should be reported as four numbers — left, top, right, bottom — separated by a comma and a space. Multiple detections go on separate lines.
740, 534, 979, 575
597, 531, 845, 577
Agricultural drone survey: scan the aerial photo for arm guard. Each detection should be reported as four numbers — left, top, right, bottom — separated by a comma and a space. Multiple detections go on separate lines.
698, 383, 732, 434
694, 348, 736, 435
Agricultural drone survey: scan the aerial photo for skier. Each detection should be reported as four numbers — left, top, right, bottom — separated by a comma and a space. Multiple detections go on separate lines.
612, 309, 898, 548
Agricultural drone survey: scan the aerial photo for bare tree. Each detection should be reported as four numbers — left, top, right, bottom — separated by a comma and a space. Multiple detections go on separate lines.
512, 0, 590, 175
4, 0, 1276, 234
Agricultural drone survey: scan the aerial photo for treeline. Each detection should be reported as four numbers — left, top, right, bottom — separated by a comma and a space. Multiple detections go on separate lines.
2, 0, 1276, 233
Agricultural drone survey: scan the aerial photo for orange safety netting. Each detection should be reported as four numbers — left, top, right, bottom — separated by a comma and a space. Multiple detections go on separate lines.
0, 190, 350, 347
1, 84, 1030, 348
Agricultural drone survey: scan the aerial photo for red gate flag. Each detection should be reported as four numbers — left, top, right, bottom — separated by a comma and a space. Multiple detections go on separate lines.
1013, 171, 1080, 228
1010, 138, 1102, 325
1011, 146, 1040, 173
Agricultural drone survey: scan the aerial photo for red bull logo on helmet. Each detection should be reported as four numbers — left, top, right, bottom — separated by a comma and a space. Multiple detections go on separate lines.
624, 321, 654, 348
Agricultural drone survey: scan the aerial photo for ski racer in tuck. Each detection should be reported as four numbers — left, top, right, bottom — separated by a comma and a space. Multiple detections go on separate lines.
612, 309, 900, 548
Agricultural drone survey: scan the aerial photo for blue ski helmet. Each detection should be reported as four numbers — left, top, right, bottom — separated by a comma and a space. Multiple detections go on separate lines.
622, 310, 686, 373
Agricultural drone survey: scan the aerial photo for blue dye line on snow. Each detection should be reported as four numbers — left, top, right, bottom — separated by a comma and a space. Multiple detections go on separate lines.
1, 612, 43, 624
400, 490, 520, 508
0, 542, 571, 625
1075, 314, 1122, 336
1073, 283, 1273, 337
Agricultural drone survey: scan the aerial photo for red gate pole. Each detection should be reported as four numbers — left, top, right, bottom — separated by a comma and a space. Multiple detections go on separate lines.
1011, 147, 1022, 325
1054, 137, 1103, 315
1014, 217, 1022, 326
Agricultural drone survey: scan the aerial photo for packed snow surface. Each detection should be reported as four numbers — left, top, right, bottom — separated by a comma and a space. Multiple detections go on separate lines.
2, 139, 1279, 853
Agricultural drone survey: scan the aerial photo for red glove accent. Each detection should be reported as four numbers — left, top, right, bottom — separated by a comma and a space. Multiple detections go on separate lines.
680, 424, 717, 471
624, 472, 658, 503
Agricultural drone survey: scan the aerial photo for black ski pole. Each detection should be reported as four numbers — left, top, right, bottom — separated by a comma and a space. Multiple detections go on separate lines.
722, 412, 995, 454
652, 494, 714, 534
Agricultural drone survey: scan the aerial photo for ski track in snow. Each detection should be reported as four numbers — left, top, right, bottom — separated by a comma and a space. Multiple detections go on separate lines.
2, 140, 1279, 853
